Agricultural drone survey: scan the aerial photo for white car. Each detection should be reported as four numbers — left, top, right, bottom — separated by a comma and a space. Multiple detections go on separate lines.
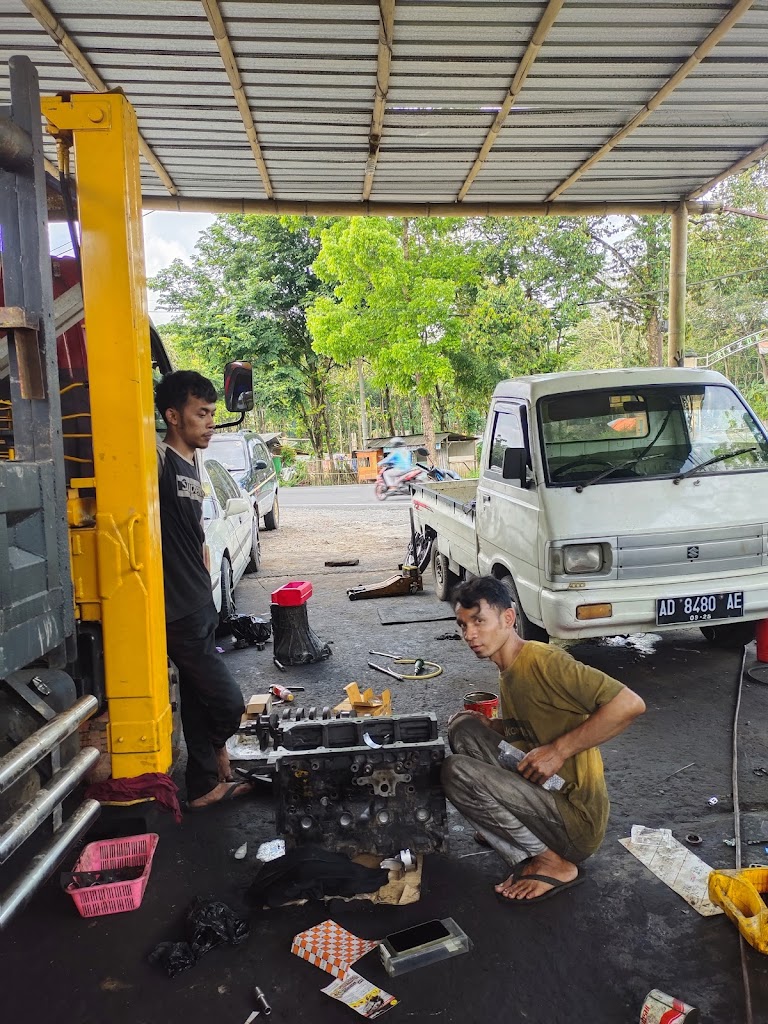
201, 457, 260, 625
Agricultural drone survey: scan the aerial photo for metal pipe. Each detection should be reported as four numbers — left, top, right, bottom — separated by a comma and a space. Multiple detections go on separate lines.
144, 196, 725, 218
0, 746, 100, 864
0, 695, 98, 794
0, 798, 100, 930
668, 202, 688, 367
0, 115, 32, 172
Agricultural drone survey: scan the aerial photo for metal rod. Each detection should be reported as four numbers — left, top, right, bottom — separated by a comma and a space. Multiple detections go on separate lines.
367, 661, 403, 680
0, 746, 100, 864
0, 695, 98, 794
0, 798, 100, 930
0, 115, 32, 172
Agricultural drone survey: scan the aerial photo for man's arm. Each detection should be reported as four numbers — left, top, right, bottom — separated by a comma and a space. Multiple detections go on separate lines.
517, 687, 645, 785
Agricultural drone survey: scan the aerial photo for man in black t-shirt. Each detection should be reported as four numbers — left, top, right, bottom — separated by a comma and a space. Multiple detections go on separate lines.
155, 371, 250, 809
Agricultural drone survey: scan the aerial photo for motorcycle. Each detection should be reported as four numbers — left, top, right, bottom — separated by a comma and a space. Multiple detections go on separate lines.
374, 447, 460, 501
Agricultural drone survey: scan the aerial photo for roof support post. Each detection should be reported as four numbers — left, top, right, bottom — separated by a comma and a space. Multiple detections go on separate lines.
363, 0, 396, 201
668, 203, 688, 367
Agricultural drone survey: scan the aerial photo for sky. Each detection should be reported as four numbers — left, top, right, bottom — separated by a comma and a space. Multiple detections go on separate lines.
49, 211, 214, 324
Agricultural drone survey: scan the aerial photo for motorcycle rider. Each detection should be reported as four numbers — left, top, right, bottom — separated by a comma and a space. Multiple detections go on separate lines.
380, 437, 413, 491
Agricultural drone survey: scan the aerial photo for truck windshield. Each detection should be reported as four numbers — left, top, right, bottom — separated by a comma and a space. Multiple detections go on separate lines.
540, 385, 768, 487
207, 438, 246, 472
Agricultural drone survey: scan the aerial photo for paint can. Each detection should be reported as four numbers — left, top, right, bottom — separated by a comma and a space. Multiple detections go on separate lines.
640, 990, 700, 1024
463, 691, 499, 719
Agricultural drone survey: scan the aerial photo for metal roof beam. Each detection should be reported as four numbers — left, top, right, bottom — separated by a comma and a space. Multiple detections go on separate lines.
201, 0, 273, 199
688, 137, 768, 200
145, 196, 722, 218
362, 0, 396, 201
547, 0, 758, 202
458, 0, 565, 202
20, 0, 178, 196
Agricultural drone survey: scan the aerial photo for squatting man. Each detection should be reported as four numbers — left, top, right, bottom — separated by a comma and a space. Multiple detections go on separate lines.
442, 576, 645, 904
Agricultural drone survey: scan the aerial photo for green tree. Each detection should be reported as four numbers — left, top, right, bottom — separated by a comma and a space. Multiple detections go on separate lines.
307, 216, 478, 456
150, 215, 336, 456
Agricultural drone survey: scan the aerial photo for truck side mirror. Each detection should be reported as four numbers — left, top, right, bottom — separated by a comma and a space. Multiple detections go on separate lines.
501, 447, 526, 485
224, 361, 254, 412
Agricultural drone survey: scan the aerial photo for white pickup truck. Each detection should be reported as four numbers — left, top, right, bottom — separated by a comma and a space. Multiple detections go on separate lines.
412, 367, 768, 645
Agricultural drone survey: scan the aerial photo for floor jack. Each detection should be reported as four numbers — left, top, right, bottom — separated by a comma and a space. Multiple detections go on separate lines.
347, 509, 424, 601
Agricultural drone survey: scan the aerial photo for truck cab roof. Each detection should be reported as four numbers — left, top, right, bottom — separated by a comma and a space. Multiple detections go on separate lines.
494, 367, 733, 402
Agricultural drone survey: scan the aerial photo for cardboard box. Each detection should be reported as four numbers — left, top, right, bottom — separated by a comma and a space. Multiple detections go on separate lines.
246, 693, 272, 717
333, 682, 392, 718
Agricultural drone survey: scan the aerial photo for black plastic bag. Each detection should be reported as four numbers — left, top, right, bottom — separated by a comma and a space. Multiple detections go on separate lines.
185, 896, 249, 954
229, 614, 272, 649
148, 941, 197, 979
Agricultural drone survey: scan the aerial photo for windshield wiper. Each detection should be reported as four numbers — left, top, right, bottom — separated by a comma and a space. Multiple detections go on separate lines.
673, 446, 758, 482
575, 404, 675, 492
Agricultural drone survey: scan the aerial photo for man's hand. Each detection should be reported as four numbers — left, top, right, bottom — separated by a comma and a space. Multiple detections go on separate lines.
517, 744, 566, 785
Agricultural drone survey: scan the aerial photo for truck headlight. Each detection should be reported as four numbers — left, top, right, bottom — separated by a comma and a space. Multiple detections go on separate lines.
562, 544, 603, 574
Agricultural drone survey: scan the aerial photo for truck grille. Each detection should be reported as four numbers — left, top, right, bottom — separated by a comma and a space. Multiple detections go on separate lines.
616, 524, 765, 580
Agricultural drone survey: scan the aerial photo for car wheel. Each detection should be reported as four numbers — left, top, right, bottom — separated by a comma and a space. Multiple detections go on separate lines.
219, 556, 237, 628
700, 622, 755, 648
245, 520, 261, 574
264, 494, 279, 531
500, 575, 549, 643
432, 544, 459, 602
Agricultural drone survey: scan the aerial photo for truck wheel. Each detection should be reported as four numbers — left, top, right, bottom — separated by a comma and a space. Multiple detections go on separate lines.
245, 520, 261, 574
500, 575, 549, 643
432, 545, 459, 602
264, 494, 280, 531
700, 622, 755, 648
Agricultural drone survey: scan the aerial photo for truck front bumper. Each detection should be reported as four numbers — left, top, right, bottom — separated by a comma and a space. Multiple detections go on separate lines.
539, 574, 768, 639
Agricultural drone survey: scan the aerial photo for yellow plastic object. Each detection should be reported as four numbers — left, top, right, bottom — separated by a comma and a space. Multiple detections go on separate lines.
708, 867, 768, 954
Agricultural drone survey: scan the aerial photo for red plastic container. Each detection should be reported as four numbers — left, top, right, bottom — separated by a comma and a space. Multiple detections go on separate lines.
66, 832, 159, 918
271, 580, 313, 606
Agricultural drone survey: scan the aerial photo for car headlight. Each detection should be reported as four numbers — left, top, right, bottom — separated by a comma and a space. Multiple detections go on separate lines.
551, 543, 604, 575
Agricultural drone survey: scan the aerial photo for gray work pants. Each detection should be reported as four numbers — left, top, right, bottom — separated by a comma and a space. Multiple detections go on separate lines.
441, 714, 586, 866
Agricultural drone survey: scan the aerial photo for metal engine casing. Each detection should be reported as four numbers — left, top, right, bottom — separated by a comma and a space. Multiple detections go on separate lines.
275, 716, 446, 856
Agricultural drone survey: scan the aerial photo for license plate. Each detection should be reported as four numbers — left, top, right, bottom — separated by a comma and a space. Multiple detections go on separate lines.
656, 591, 744, 625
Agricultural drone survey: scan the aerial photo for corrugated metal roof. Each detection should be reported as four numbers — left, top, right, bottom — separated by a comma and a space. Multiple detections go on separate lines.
2, 0, 768, 211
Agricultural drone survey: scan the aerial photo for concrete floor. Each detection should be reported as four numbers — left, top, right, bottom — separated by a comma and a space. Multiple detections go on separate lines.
3, 493, 768, 1023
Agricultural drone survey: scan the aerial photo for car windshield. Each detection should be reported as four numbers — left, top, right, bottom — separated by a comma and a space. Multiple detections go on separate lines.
540, 384, 768, 487
207, 438, 246, 472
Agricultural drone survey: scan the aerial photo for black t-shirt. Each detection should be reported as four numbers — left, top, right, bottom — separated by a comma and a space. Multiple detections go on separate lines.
157, 441, 212, 623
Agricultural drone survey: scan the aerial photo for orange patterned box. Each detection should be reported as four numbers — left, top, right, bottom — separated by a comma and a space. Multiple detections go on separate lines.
291, 920, 379, 979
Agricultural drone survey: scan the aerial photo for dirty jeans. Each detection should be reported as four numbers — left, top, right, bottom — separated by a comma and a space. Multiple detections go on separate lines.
166, 601, 245, 801
441, 714, 585, 867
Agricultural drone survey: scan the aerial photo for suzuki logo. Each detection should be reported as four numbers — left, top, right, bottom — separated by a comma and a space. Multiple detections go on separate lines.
687, 545, 700, 560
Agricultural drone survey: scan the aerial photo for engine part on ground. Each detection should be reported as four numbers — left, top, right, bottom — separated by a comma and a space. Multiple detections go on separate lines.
275, 719, 446, 856
228, 614, 272, 650
271, 602, 331, 665
347, 566, 423, 601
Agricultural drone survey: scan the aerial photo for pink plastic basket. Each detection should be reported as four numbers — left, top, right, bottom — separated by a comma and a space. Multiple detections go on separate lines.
66, 832, 159, 918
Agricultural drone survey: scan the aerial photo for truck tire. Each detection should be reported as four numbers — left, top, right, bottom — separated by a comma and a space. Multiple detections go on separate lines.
500, 575, 549, 643
264, 494, 280, 531
432, 545, 459, 602
700, 622, 755, 648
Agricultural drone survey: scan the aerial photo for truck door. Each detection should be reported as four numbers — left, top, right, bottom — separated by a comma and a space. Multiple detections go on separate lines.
476, 402, 542, 616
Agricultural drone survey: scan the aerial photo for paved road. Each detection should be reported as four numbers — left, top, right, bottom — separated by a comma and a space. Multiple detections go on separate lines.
280, 483, 409, 506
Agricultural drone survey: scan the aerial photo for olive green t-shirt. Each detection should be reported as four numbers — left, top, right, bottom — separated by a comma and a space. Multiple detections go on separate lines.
499, 641, 625, 857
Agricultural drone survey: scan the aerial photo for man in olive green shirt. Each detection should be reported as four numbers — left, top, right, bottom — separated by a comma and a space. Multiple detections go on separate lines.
442, 576, 645, 905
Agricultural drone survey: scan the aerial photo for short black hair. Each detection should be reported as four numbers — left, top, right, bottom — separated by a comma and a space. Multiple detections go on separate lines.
155, 370, 217, 425
452, 575, 514, 615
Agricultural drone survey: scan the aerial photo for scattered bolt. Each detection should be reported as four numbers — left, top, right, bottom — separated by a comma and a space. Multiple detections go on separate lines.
707, 797, 719, 806
685, 833, 702, 845
254, 987, 272, 1016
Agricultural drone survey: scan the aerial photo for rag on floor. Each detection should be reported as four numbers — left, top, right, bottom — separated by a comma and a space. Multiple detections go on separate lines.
247, 845, 389, 907
84, 772, 183, 823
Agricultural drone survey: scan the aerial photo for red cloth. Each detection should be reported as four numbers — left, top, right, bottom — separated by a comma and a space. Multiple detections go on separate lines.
85, 772, 182, 823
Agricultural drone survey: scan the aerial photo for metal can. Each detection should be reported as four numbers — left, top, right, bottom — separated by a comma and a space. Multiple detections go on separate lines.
463, 691, 499, 719
640, 990, 700, 1024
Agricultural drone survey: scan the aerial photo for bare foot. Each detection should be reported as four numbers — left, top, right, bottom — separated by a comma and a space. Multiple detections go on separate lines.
495, 850, 579, 901
215, 746, 233, 783
188, 781, 254, 809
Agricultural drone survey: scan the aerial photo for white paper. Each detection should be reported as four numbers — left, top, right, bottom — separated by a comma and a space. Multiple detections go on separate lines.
620, 825, 723, 917
322, 969, 397, 1018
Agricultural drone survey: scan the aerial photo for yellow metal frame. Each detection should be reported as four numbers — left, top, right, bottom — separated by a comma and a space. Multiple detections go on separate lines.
41, 93, 172, 777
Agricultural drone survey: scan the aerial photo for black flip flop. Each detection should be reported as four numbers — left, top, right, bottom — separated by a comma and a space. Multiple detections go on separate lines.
185, 781, 254, 811
495, 868, 585, 906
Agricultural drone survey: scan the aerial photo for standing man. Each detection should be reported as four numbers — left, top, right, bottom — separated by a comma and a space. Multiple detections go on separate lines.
155, 370, 251, 809
443, 576, 645, 904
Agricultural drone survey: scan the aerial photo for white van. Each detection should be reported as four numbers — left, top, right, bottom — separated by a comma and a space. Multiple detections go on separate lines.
412, 368, 768, 645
